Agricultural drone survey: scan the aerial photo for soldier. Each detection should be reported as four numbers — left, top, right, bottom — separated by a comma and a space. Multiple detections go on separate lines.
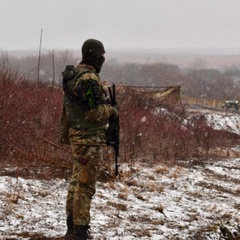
62, 39, 118, 240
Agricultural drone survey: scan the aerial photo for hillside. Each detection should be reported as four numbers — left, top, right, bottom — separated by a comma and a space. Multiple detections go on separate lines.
0, 106, 240, 240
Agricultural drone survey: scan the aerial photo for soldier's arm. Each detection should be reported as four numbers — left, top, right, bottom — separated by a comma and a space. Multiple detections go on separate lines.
74, 73, 117, 121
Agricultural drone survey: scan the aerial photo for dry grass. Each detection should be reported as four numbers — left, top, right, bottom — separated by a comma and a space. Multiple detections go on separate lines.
117, 192, 128, 201
154, 165, 170, 174
135, 229, 152, 238
153, 205, 165, 214
106, 201, 128, 211
2, 178, 25, 215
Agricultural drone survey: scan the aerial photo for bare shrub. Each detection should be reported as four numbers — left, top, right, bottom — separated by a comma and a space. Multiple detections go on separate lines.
118, 85, 240, 169
1, 67, 239, 179
0, 67, 71, 178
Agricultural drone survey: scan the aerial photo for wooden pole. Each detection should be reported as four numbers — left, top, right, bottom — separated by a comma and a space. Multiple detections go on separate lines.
52, 49, 55, 86
37, 29, 43, 82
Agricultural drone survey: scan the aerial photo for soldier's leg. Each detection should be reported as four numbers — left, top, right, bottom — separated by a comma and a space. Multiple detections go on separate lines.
66, 158, 79, 216
73, 146, 103, 226
65, 159, 79, 239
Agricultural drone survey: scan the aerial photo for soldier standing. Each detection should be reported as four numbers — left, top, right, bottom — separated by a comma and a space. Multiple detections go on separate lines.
61, 39, 118, 240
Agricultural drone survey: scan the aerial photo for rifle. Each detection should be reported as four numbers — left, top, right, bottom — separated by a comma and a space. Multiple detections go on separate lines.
107, 84, 120, 176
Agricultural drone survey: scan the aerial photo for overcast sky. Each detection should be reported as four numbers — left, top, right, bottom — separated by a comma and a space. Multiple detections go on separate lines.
1, 0, 240, 51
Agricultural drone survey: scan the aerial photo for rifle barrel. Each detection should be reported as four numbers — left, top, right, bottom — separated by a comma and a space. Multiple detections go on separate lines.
108, 83, 120, 177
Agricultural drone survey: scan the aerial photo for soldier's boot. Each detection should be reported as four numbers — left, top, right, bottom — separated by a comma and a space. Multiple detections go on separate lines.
64, 215, 74, 240
74, 225, 93, 240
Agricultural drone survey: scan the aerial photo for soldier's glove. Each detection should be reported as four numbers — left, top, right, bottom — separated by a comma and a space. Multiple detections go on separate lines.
111, 106, 119, 119
99, 96, 111, 105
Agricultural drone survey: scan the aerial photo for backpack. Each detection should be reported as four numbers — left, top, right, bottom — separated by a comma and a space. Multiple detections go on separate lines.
60, 65, 90, 144
61, 65, 90, 105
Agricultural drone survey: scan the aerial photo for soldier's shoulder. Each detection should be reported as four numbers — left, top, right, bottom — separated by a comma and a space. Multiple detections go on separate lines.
80, 72, 99, 81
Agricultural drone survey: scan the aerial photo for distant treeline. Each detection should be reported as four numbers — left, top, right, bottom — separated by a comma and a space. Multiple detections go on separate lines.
1, 50, 240, 100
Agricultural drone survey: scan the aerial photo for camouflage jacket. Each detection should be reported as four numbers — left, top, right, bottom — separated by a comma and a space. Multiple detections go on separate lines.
63, 64, 115, 133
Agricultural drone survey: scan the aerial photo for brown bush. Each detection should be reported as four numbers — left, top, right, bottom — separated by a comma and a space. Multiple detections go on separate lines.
0, 68, 239, 179
0, 68, 71, 178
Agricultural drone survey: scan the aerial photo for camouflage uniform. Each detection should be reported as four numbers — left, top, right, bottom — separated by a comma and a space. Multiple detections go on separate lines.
62, 39, 117, 239
66, 129, 105, 225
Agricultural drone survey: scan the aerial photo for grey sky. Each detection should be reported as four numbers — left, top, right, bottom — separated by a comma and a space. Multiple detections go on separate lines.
1, 0, 240, 51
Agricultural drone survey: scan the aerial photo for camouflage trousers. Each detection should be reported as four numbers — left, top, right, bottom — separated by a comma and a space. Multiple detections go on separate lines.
66, 128, 106, 225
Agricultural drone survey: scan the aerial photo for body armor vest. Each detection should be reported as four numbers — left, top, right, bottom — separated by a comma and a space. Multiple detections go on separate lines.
63, 67, 108, 131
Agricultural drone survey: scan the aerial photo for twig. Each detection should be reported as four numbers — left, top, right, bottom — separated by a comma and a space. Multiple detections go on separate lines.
37, 135, 72, 153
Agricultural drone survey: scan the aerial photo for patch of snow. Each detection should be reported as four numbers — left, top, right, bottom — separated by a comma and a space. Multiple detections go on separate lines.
0, 159, 239, 239
205, 113, 240, 135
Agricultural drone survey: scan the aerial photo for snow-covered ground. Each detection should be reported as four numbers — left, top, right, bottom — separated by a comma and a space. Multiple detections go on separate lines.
0, 112, 240, 240
0, 158, 239, 240
205, 113, 240, 135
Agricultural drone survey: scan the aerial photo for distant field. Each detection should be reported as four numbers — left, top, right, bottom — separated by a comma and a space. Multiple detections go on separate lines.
107, 50, 240, 68
6, 48, 240, 69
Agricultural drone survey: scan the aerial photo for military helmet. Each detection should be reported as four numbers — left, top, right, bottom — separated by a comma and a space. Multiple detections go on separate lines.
81, 39, 105, 73
82, 39, 105, 58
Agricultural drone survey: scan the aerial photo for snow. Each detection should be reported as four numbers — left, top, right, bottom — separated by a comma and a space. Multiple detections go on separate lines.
0, 112, 240, 240
0, 158, 239, 240
205, 113, 240, 134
